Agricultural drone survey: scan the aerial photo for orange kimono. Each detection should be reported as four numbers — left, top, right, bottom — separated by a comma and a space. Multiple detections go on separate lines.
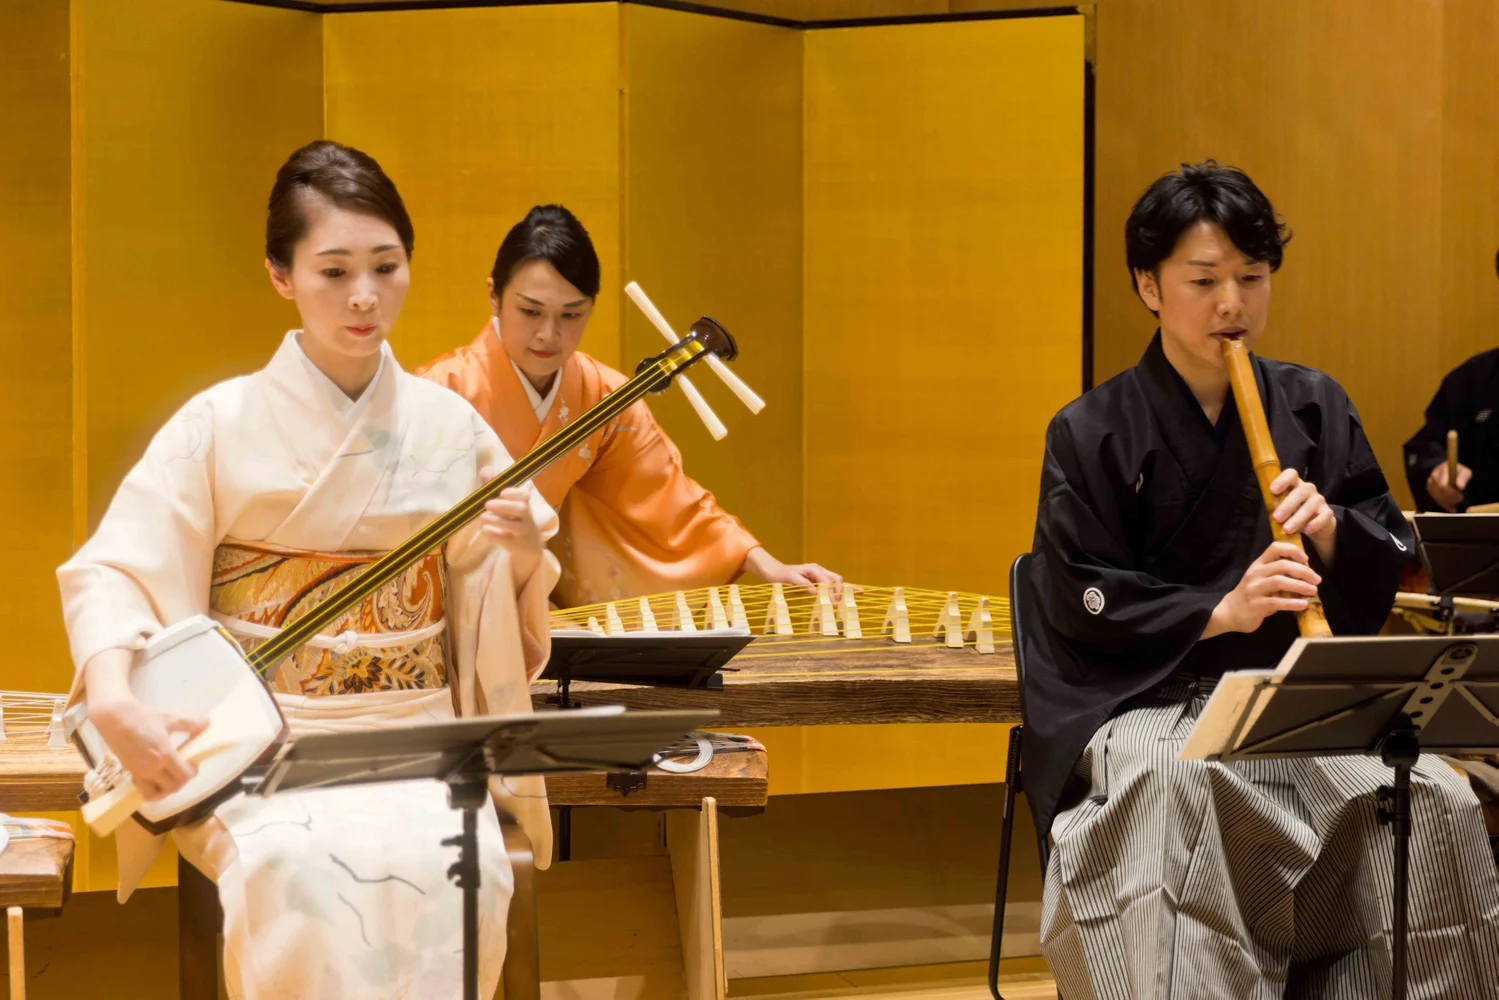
416, 322, 760, 608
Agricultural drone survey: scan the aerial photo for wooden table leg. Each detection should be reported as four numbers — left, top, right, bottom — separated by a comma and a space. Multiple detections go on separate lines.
8, 906, 23, 1000
178, 856, 222, 999
666, 797, 724, 1000
500, 816, 540, 1000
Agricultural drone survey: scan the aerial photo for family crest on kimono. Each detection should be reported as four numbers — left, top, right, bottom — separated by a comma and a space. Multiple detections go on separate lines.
58, 140, 555, 999
1024, 161, 1499, 999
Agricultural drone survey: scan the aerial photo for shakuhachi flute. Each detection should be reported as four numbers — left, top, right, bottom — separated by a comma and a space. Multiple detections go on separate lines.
1221, 336, 1334, 638
1447, 429, 1459, 493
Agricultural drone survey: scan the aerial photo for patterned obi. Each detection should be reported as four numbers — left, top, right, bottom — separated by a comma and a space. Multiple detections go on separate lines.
209, 540, 449, 697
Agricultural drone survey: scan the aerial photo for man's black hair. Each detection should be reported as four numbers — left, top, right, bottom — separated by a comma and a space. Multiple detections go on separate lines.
1124, 161, 1291, 300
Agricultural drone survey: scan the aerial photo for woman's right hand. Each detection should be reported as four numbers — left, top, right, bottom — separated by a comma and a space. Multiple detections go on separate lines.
90, 696, 207, 801
83, 648, 207, 801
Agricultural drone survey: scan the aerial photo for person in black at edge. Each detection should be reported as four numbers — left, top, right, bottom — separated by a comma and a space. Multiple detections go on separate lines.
1023, 161, 1499, 999
1404, 249, 1499, 512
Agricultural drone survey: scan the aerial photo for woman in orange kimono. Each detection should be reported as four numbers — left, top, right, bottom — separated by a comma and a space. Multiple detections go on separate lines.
416, 204, 839, 608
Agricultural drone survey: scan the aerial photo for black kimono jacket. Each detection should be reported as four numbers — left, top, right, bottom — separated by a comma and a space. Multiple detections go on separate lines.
1021, 334, 1413, 840
1403, 347, 1499, 511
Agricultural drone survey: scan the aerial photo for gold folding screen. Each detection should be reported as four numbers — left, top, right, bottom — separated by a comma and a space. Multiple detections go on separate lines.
324, 3, 626, 372
804, 16, 1084, 596
1, 2, 72, 694
5, 3, 1084, 891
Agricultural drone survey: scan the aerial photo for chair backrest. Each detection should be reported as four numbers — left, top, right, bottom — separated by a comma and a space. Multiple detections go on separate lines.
1008, 553, 1033, 691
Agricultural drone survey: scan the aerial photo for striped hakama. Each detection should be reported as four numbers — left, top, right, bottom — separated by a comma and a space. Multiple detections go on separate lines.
1041, 676, 1499, 1000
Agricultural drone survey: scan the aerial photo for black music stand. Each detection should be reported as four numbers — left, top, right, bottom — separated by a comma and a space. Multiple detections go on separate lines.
540, 630, 751, 859
1413, 513, 1499, 596
541, 630, 754, 706
246, 706, 719, 1000
1183, 634, 1499, 1000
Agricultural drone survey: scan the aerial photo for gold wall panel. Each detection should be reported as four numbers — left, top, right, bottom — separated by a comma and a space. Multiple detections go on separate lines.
622, 3, 805, 561
0, 2, 73, 692
803, 15, 1085, 596
75, 0, 322, 529
1438, 2, 1499, 386
324, 3, 625, 371
1092, 0, 1499, 509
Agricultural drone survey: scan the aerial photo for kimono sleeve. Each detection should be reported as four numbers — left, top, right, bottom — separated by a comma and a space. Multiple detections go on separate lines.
572, 396, 760, 584
444, 417, 560, 685
1032, 412, 1221, 665
1319, 395, 1413, 634
1403, 368, 1462, 511
56, 396, 218, 678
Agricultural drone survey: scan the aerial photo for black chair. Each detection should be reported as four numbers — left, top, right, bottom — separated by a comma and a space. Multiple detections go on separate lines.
988, 553, 1053, 1000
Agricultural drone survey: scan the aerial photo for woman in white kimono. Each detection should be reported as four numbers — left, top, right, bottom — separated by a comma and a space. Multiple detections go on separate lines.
57, 140, 556, 999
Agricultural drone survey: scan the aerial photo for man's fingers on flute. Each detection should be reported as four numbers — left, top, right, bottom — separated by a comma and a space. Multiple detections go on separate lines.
1272, 481, 1316, 523
1267, 596, 1311, 613
1266, 559, 1321, 584
1260, 575, 1318, 597
1269, 468, 1300, 495
1260, 541, 1308, 564
1282, 501, 1327, 535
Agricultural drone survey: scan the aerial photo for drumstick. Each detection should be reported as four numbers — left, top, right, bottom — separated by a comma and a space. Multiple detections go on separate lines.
1221, 337, 1333, 638
1447, 429, 1459, 493
625, 282, 766, 414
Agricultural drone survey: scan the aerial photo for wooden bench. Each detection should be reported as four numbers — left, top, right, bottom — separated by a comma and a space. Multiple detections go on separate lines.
0, 834, 74, 1000
0, 739, 80, 1000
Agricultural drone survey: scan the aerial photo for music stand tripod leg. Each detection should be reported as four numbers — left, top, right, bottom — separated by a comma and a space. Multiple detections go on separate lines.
446, 778, 490, 1000
1377, 715, 1420, 1000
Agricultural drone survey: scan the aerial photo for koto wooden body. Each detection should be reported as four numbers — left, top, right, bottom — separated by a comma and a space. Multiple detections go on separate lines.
1221, 338, 1333, 638
533, 634, 1020, 727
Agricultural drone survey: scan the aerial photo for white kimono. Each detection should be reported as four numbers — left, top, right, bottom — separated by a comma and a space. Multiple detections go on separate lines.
58, 332, 559, 999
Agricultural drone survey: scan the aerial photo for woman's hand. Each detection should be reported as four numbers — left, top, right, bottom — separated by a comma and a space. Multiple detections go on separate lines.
1201, 541, 1321, 639
89, 696, 207, 801
479, 473, 544, 584
1269, 468, 1337, 566
742, 546, 844, 599
1426, 461, 1472, 513
83, 647, 206, 801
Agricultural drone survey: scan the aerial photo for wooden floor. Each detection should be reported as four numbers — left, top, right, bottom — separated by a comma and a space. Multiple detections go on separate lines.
730, 960, 1055, 998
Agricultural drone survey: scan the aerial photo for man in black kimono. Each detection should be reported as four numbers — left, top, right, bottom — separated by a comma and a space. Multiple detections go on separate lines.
1404, 255, 1499, 512
1025, 162, 1499, 999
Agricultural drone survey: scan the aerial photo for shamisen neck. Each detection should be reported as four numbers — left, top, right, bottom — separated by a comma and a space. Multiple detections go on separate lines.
244, 340, 698, 678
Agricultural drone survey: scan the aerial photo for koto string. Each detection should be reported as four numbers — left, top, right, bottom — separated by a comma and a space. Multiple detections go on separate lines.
551, 584, 1013, 649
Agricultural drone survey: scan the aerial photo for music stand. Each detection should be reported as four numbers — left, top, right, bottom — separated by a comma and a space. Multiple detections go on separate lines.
542, 630, 754, 706
1182, 634, 1499, 1000
247, 706, 719, 1000
1413, 513, 1499, 596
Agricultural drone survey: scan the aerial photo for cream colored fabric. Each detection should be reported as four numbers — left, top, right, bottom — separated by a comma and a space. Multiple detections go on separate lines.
57, 332, 559, 999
